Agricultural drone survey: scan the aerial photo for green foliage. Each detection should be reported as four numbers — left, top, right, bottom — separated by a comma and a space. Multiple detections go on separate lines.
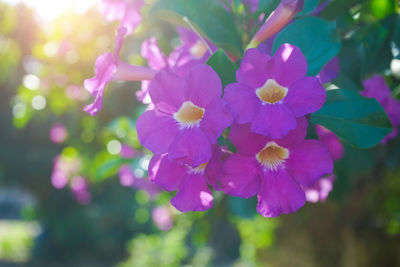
150, 0, 243, 56
311, 89, 393, 149
272, 17, 342, 76
206, 49, 239, 89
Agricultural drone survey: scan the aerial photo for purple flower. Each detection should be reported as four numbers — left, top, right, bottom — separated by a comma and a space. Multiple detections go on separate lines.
100, 0, 144, 34
84, 27, 156, 115
138, 30, 213, 104
224, 44, 326, 139
136, 64, 233, 167
220, 117, 333, 217
361, 75, 400, 143
49, 123, 68, 144
148, 146, 223, 212
317, 56, 340, 84
304, 174, 335, 203
315, 125, 344, 161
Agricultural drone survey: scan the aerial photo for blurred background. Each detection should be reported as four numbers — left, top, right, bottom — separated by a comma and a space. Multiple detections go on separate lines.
0, 0, 399, 266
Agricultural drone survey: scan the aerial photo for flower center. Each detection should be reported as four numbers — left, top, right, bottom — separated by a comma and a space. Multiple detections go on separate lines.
256, 79, 288, 104
190, 40, 208, 59
190, 162, 209, 174
174, 101, 205, 127
256, 141, 289, 171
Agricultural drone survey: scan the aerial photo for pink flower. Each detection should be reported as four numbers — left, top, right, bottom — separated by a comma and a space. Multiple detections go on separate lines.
136, 64, 233, 167
152, 205, 173, 231
138, 30, 213, 104
224, 44, 326, 139
148, 146, 223, 212
315, 125, 344, 161
100, 0, 145, 34
361, 75, 400, 143
70, 176, 91, 205
51, 155, 82, 189
305, 174, 335, 203
317, 56, 340, 84
248, 0, 304, 48
220, 117, 333, 217
84, 27, 156, 115
49, 123, 68, 144
118, 164, 160, 198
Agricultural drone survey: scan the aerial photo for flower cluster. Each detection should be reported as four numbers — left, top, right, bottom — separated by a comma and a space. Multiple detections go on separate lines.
83, 0, 340, 217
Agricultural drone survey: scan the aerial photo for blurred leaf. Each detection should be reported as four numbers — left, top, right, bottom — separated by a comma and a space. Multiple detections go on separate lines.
370, 0, 397, 19
319, 0, 359, 20
92, 152, 125, 181
257, 0, 279, 15
310, 89, 393, 149
272, 17, 341, 76
333, 39, 364, 91
206, 49, 238, 88
356, 15, 397, 76
150, 0, 243, 57
297, 0, 320, 16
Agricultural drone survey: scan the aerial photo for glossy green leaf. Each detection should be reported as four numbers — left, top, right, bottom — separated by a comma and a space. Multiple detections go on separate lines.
206, 49, 238, 88
310, 89, 393, 149
150, 0, 243, 57
272, 17, 341, 76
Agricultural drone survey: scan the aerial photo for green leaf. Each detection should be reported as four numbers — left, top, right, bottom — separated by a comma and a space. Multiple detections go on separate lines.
272, 17, 341, 76
297, 0, 320, 16
310, 89, 393, 149
149, 0, 243, 57
257, 0, 279, 15
333, 39, 364, 91
319, 0, 358, 21
206, 49, 238, 88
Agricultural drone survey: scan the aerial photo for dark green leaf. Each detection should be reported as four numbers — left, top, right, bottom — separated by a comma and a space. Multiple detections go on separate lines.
149, 0, 243, 57
206, 49, 238, 88
272, 17, 341, 76
310, 89, 393, 149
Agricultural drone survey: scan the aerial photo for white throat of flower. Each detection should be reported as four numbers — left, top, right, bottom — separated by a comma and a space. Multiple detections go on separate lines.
256, 141, 289, 171
256, 79, 288, 104
173, 101, 205, 128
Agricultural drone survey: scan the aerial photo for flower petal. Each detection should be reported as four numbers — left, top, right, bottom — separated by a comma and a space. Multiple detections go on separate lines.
317, 56, 339, 84
224, 83, 260, 124
148, 154, 187, 191
286, 140, 333, 187
284, 76, 326, 117
267, 43, 307, 87
168, 127, 212, 167
141, 37, 168, 70
304, 174, 335, 203
251, 104, 297, 139
171, 173, 213, 212
136, 109, 179, 154
236, 48, 270, 88
186, 64, 222, 107
149, 70, 187, 114
256, 169, 305, 217
229, 123, 268, 155
276, 116, 308, 148
220, 154, 261, 198
200, 99, 233, 142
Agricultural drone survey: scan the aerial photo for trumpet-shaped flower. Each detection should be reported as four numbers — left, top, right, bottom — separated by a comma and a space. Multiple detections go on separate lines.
361, 75, 400, 143
315, 125, 344, 161
148, 146, 223, 212
220, 117, 333, 217
136, 64, 232, 167
84, 27, 156, 115
224, 44, 326, 139
100, 0, 144, 34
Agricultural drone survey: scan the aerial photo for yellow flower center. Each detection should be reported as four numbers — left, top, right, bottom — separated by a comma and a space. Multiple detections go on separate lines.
173, 101, 205, 127
190, 40, 208, 59
256, 142, 289, 171
256, 79, 288, 104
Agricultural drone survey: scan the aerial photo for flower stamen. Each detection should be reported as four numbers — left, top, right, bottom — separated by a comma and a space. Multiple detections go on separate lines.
256, 141, 289, 171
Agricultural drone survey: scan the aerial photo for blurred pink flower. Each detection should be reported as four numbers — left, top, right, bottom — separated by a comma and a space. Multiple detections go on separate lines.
152, 205, 173, 231
49, 123, 68, 144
